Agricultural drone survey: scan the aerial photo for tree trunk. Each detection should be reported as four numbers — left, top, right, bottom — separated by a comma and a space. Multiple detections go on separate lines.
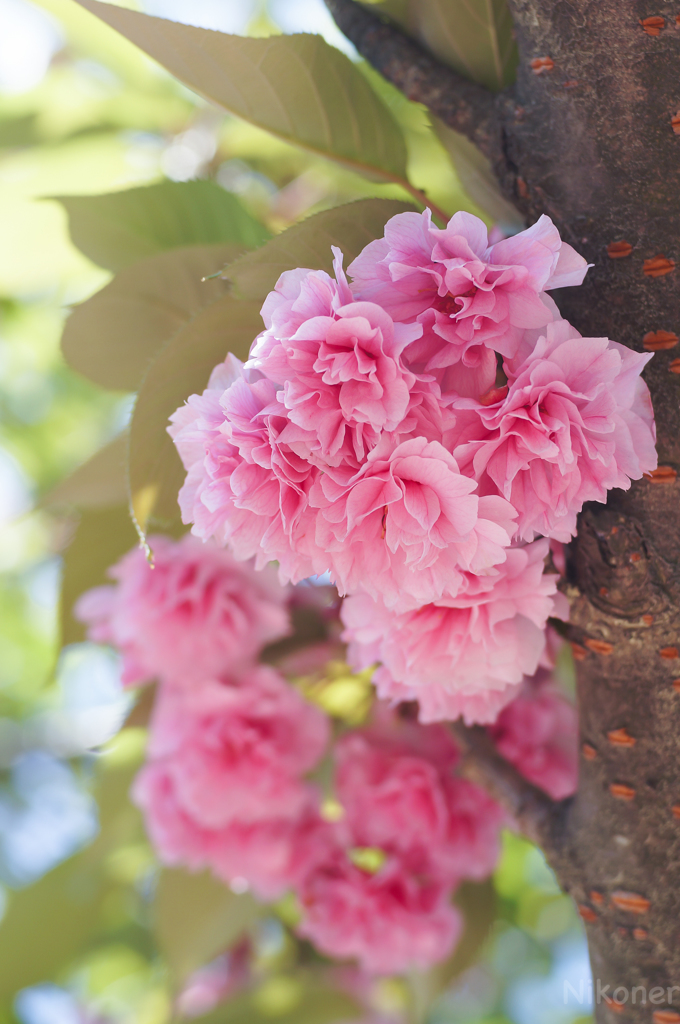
327, 1, 680, 1019
503, 4, 680, 1018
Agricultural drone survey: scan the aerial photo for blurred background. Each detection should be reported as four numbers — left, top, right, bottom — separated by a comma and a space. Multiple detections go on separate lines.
0, 1, 593, 1022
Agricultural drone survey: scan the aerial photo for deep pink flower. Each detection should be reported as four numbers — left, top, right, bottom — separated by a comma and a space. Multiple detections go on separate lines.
146, 670, 329, 829
335, 722, 504, 884
75, 534, 290, 687
452, 320, 657, 541
341, 539, 567, 723
348, 210, 588, 399
298, 852, 462, 975
249, 251, 421, 467
488, 668, 578, 799
169, 359, 324, 582
312, 435, 517, 611
133, 760, 332, 900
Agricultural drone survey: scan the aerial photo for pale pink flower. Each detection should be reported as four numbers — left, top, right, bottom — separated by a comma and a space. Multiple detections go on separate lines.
146, 670, 329, 829
488, 668, 578, 799
168, 355, 246, 548
298, 853, 462, 975
341, 539, 567, 723
75, 534, 290, 687
169, 360, 323, 582
312, 435, 517, 611
348, 210, 588, 399
259, 249, 353, 340
452, 320, 657, 541
170, 359, 515, 605
133, 760, 332, 899
335, 722, 504, 884
249, 251, 421, 467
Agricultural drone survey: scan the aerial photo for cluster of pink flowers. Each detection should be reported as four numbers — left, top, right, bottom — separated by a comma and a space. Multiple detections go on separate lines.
170, 209, 656, 723
78, 535, 578, 975
297, 712, 506, 974
74, 208, 648, 982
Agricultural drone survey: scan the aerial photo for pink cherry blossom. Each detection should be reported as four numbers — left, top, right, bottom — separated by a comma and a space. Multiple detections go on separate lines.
133, 760, 332, 900
145, 670, 329, 829
249, 251, 421, 468
133, 667, 332, 899
312, 435, 517, 611
452, 320, 657, 541
341, 539, 567, 723
75, 534, 290, 687
348, 210, 588, 398
169, 359, 323, 582
168, 355, 244, 547
298, 852, 462, 975
488, 667, 578, 799
260, 248, 353, 340
335, 721, 504, 884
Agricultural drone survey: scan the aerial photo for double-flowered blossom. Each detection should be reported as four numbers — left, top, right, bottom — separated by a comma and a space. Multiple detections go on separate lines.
348, 210, 588, 398
341, 539, 567, 723
297, 712, 505, 974
310, 435, 517, 611
298, 855, 461, 976
133, 667, 331, 899
169, 359, 323, 581
333, 716, 505, 883
452, 320, 657, 541
249, 249, 421, 468
75, 533, 291, 686
488, 667, 579, 799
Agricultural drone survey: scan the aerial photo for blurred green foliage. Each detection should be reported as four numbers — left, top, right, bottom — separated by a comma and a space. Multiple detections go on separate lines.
0, 2, 591, 1023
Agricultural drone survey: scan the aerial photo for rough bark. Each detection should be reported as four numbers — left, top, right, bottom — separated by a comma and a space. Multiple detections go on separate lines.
327, 2, 680, 1020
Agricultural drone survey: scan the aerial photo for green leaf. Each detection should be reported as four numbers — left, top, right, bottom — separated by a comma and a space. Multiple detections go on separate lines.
56, 180, 271, 272
62, 243, 240, 391
0, 113, 40, 149
434, 120, 523, 229
0, 757, 142, 1000
72, 3, 411, 189
408, 879, 497, 1018
128, 297, 263, 536
45, 434, 128, 510
0, 856, 111, 999
371, 0, 518, 92
226, 198, 417, 300
193, 977, 361, 1024
60, 505, 139, 646
154, 869, 260, 988
443, 878, 498, 984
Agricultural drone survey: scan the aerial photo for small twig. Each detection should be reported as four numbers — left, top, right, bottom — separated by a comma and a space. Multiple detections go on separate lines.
450, 722, 571, 867
324, 0, 502, 162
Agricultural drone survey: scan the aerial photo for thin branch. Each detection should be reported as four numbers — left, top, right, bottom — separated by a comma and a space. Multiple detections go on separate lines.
324, 0, 502, 162
450, 722, 571, 866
